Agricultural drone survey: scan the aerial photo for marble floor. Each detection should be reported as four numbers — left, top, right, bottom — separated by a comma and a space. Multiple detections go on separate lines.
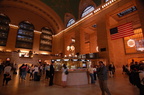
0, 69, 139, 95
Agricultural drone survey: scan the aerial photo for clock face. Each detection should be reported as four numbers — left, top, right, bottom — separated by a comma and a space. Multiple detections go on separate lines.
71, 45, 75, 51
127, 39, 135, 47
67, 46, 70, 51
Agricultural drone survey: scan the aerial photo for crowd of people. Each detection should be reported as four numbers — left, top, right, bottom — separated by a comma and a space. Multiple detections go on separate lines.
0, 61, 55, 86
127, 59, 144, 95
18, 63, 55, 86
87, 62, 114, 95
1, 59, 144, 95
120, 59, 144, 95
87, 63, 115, 85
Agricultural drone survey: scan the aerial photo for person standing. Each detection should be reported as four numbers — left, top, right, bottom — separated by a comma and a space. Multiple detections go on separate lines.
20, 64, 29, 80
39, 65, 43, 76
93, 65, 98, 81
108, 63, 115, 77
29, 64, 34, 80
3, 64, 12, 86
33, 65, 40, 81
139, 65, 144, 95
88, 65, 95, 84
97, 61, 111, 95
49, 62, 54, 86
0, 63, 3, 74
13, 63, 18, 74
45, 64, 50, 80
61, 64, 68, 87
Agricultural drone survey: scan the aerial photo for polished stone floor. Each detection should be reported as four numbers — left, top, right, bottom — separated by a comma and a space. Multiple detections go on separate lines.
0, 68, 139, 95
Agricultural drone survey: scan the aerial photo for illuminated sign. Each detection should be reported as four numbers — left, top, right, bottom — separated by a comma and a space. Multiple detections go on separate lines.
56, 59, 61, 61
136, 39, 144, 51
86, 53, 99, 59
63, 59, 69, 61
72, 59, 78, 61
117, 6, 137, 17
81, 59, 85, 61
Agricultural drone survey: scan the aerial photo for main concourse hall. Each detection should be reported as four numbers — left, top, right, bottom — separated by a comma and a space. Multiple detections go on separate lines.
0, 0, 144, 95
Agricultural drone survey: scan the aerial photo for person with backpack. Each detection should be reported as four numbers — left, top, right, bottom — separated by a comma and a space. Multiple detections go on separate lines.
19, 64, 29, 80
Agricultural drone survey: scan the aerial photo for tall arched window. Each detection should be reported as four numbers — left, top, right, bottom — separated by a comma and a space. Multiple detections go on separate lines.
0, 13, 10, 46
81, 5, 95, 18
40, 27, 53, 52
66, 18, 75, 27
105, 0, 109, 2
16, 21, 34, 49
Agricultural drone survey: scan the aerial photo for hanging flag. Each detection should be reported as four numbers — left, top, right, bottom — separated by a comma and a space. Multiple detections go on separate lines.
110, 22, 134, 40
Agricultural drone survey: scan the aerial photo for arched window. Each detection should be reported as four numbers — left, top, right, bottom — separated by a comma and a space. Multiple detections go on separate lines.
0, 13, 10, 46
105, 0, 109, 2
16, 21, 34, 49
81, 5, 95, 18
40, 27, 53, 52
66, 18, 75, 27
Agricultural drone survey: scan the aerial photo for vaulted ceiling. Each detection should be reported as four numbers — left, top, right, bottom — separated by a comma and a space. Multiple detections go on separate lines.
41, 0, 79, 21
41, 0, 102, 22
0, 0, 102, 34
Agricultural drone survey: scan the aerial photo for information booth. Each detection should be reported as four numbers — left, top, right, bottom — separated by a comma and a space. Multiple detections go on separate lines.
53, 58, 90, 86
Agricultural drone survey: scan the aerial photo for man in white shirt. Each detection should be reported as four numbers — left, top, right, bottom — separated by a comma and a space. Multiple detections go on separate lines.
4, 64, 12, 74
88, 65, 95, 84
3, 64, 12, 86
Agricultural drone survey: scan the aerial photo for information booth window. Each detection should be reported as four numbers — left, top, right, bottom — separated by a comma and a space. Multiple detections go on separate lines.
0, 13, 10, 46
16, 21, 34, 49
124, 28, 144, 54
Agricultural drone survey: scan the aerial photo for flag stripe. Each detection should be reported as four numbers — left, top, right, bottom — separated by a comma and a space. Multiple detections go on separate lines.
110, 22, 134, 40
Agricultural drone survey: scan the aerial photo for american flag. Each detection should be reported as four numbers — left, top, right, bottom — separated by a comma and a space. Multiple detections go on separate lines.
110, 22, 134, 40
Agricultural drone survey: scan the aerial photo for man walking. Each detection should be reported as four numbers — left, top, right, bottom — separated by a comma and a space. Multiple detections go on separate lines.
97, 61, 111, 95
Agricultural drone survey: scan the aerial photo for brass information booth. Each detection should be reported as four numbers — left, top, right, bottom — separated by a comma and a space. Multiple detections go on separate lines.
53, 58, 90, 86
